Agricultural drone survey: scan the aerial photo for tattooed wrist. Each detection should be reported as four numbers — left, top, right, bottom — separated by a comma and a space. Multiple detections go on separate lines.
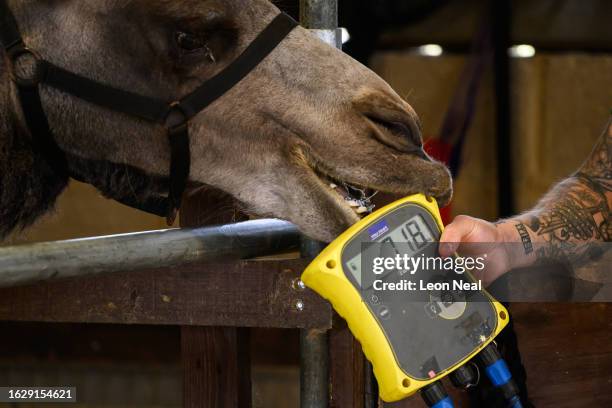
515, 222, 533, 255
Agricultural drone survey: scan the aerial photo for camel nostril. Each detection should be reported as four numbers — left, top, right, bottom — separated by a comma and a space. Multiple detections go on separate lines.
365, 115, 424, 153
389, 121, 422, 147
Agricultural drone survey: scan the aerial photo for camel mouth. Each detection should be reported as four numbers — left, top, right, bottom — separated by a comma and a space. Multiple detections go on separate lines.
297, 146, 405, 220
307, 162, 377, 218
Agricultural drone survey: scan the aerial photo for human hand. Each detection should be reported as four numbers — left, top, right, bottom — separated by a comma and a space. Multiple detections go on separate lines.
439, 215, 517, 285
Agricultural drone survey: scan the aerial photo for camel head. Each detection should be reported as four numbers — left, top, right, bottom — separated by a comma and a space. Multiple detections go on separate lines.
1, 0, 452, 242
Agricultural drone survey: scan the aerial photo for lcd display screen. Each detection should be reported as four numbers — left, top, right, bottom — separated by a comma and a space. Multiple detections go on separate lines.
345, 214, 435, 287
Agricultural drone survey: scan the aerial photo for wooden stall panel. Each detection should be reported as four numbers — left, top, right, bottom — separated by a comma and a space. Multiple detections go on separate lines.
511, 54, 612, 211
512, 303, 612, 408
0, 260, 332, 330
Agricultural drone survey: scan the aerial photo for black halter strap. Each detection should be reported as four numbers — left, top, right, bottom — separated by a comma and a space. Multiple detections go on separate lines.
0, 1, 297, 223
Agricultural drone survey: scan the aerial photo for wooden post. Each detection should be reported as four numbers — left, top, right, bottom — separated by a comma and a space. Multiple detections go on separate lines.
180, 189, 251, 408
328, 321, 366, 408
182, 326, 251, 408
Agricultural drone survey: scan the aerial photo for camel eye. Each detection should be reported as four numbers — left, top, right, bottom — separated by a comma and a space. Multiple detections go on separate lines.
175, 31, 205, 52
174, 31, 216, 62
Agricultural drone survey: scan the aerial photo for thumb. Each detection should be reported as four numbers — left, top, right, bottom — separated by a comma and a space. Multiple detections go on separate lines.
439, 215, 478, 257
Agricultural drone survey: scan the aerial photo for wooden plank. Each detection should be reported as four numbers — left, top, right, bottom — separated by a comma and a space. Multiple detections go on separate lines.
329, 318, 366, 408
182, 326, 252, 408
0, 260, 332, 329
511, 302, 612, 407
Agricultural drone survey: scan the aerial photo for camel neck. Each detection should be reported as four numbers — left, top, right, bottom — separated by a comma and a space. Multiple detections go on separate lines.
0, 68, 69, 239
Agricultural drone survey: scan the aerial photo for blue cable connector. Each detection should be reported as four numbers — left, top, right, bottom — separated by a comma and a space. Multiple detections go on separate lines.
431, 396, 455, 408
420, 381, 455, 408
485, 359, 512, 387
479, 344, 524, 408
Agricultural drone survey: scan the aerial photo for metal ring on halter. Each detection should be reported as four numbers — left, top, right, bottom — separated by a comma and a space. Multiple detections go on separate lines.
164, 101, 189, 132
7, 44, 46, 88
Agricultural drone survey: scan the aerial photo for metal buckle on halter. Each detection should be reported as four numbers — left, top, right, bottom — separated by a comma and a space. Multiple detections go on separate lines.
7, 42, 46, 88
164, 101, 189, 133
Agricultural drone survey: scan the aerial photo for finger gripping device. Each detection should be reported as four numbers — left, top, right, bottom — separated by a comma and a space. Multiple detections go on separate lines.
301, 194, 510, 403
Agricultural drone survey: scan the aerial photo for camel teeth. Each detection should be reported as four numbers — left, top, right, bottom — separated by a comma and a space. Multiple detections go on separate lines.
346, 199, 360, 207
329, 183, 337, 189
356, 206, 368, 214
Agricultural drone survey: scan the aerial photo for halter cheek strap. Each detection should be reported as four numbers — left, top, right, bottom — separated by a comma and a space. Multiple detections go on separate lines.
0, 0, 297, 223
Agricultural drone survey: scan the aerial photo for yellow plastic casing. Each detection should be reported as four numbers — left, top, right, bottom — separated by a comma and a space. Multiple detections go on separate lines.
301, 193, 509, 402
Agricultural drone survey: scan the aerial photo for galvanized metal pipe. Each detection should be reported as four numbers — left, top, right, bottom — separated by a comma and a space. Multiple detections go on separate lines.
0, 219, 300, 288
301, 0, 341, 49
300, 238, 329, 408
300, 0, 338, 29
299, 1, 337, 407
300, 328, 330, 408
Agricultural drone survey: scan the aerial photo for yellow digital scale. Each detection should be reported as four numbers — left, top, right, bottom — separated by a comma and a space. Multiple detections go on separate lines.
301, 194, 509, 403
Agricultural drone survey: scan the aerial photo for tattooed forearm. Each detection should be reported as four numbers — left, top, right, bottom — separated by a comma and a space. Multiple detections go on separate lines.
576, 118, 612, 191
519, 179, 610, 263
512, 119, 612, 265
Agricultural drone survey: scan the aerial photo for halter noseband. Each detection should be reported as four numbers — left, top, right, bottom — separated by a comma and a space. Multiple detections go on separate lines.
0, 1, 297, 224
